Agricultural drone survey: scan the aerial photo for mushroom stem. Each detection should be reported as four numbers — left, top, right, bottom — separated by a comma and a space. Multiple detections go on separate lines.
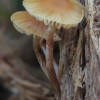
33, 36, 48, 77
46, 25, 61, 100
33, 36, 59, 79
40, 41, 59, 78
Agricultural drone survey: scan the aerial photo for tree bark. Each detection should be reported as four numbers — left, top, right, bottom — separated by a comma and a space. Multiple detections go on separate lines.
58, 0, 100, 100
85, 0, 100, 100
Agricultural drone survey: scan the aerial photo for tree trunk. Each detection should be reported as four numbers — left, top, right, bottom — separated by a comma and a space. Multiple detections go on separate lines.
58, 0, 100, 100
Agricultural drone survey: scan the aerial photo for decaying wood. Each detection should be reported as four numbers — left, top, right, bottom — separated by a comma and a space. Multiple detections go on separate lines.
58, 23, 85, 100
58, 0, 100, 100
85, 0, 100, 100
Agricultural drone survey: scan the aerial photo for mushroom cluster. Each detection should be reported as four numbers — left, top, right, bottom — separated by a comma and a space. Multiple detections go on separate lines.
11, 0, 84, 100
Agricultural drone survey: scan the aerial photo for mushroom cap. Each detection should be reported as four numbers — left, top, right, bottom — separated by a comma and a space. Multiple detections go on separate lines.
23, 0, 84, 29
10, 11, 62, 41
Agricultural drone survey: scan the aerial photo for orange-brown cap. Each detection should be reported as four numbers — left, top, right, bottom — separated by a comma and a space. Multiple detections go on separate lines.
11, 11, 61, 41
23, 0, 84, 29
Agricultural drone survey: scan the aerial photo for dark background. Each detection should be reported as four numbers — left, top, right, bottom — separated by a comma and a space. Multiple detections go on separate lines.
0, 0, 38, 66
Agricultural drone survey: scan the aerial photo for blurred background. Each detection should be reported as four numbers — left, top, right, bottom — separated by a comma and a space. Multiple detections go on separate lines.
0, 0, 59, 100
0, 0, 39, 67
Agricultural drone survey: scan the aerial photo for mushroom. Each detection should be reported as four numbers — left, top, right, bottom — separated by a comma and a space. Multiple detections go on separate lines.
11, 11, 61, 77
23, 0, 84, 99
11, 11, 61, 41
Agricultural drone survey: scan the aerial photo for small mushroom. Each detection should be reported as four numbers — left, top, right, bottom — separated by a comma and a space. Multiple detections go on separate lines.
11, 11, 61, 77
23, 0, 84, 28
23, 0, 84, 99
11, 11, 61, 41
